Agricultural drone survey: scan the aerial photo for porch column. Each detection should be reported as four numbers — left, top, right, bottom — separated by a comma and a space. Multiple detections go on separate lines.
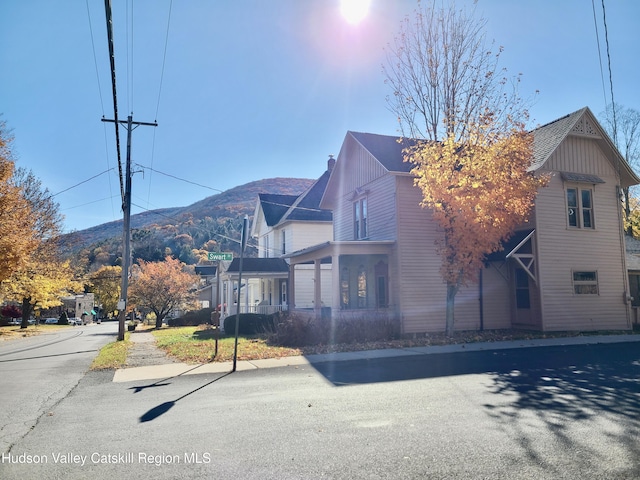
331, 254, 341, 313
289, 263, 296, 310
314, 260, 322, 317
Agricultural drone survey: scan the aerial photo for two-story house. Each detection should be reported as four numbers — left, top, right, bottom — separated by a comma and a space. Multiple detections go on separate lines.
286, 107, 639, 334
221, 159, 334, 317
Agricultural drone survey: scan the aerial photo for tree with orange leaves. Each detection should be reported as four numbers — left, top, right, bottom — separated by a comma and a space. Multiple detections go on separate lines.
0, 119, 37, 283
128, 256, 199, 328
384, 2, 546, 335
406, 116, 547, 335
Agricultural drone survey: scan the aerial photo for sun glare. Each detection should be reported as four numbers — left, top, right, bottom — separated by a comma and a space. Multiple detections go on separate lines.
340, 0, 370, 25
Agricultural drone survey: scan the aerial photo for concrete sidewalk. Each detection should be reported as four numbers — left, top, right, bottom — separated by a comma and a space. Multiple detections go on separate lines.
112, 331, 640, 383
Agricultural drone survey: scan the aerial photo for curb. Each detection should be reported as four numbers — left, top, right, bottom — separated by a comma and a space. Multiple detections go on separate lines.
112, 333, 640, 383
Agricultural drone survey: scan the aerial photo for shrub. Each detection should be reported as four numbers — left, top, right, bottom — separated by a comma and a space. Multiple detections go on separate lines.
58, 312, 69, 325
223, 313, 275, 336
168, 308, 215, 327
269, 311, 401, 347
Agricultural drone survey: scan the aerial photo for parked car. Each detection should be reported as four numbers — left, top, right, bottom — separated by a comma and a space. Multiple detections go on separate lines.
44, 318, 58, 324
69, 317, 82, 326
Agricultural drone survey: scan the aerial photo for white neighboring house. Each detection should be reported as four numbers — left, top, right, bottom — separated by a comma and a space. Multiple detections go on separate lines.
221, 158, 335, 318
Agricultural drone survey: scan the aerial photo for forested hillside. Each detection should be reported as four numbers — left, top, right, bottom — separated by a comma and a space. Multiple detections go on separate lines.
62, 177, 314, 273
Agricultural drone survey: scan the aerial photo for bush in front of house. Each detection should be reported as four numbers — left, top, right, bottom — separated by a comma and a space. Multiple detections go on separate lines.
223, 313, 275, 336
58, 312, 69, 325
269, 311, 401, 347
168, 308, 215, 327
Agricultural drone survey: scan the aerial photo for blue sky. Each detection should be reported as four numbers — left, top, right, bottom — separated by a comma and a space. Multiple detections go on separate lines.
0, 0, 638, 233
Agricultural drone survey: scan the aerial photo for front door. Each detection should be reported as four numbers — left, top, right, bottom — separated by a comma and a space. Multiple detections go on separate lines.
514, 267, 533, 327
375, 261, 388, 308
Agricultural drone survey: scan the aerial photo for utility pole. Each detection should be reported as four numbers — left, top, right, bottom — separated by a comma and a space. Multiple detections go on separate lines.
232, 215, 249, 372
102, 115, 157, 341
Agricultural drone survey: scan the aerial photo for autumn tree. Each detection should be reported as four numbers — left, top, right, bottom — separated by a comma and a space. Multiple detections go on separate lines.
384, 2, 546, 335
599, 103, 640, 236
88, 265, 122, 318
0, 167, 78, 328
0, 119, 37, 282
128, 256, 199, 328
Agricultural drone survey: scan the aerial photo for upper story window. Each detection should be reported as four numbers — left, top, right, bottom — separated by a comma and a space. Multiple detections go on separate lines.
354, 197, 368, 239
566, 186, 594, 229
281, 230, 286, 255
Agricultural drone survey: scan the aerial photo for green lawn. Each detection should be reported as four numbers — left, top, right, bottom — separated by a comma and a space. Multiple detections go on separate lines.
151, 326, 303, 363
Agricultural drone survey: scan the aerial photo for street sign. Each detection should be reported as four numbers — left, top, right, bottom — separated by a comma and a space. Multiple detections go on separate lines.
208, 252, 233, 261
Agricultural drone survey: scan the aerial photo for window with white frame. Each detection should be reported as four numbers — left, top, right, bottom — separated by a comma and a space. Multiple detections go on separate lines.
566, 186, 594, 229
572, 271, 598, 295
281, 230, 286, 255
354, 197, 368, 239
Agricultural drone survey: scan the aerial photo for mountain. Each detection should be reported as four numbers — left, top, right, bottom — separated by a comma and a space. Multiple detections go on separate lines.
62, 177, 314, 267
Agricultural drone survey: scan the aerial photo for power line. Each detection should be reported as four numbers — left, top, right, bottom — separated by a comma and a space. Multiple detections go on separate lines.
103, 0, 125, 202
147, 0, 173, 212
51, 168, 115, 197
85, 0, 105, 117
601, 0, 618, 144
591, 0, 608, 109
137, 164, 225, 193
130, 201, 252, 249
86, 0, 117, 219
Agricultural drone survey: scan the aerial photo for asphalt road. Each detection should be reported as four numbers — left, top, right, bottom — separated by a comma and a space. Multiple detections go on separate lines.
0, 322, 118, 454
2, 339, 640, 479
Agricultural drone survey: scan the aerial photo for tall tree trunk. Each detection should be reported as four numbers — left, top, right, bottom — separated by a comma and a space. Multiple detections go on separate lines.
20, 297, 32, 329
445, 282, 458, 337
155, 314, 164, 329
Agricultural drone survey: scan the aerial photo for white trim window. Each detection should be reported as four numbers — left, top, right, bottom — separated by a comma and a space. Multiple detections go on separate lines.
566, 186, 594, 229
572, 271, 599, 295
354, 197, 368, 239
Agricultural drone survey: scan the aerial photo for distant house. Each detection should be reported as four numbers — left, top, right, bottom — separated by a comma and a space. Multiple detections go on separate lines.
286, 107, 639, 333
194, 265, 218, 310
220, 158, 334, 318
625, 235, 640, 324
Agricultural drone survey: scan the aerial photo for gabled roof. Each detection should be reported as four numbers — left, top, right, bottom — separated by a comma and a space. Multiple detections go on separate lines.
258, 193, 298, 226
194, 265, 217, 276
349, 131, 416, 173
531, 106, 640, 187
282, 168, 333, 222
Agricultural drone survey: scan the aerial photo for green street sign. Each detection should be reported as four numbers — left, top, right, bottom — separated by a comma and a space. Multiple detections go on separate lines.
208, 252, 233, 261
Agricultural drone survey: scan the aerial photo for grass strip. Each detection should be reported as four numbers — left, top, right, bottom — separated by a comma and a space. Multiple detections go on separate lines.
151, 327, 302, 363
90, 332, 132, 370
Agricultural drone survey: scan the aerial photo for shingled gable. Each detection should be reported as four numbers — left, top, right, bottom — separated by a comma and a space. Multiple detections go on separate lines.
257, 193, 298, 226
349, 131, 417, 173
280, 167, 333, 223
531, 106, 640, 187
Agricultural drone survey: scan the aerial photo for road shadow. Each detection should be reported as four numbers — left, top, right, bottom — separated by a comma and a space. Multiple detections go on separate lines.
138, 371, 232, 423
308, 342, 640, 390
482, 342, 640, 476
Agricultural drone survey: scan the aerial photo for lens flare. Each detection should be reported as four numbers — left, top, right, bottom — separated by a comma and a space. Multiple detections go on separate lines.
340, 0, 370, 25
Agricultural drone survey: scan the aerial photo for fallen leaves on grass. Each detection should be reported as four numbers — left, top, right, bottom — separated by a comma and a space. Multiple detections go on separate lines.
150, 326, 637, 364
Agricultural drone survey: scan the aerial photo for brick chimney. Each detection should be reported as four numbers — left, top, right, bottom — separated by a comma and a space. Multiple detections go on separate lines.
327, 155, 336, 172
